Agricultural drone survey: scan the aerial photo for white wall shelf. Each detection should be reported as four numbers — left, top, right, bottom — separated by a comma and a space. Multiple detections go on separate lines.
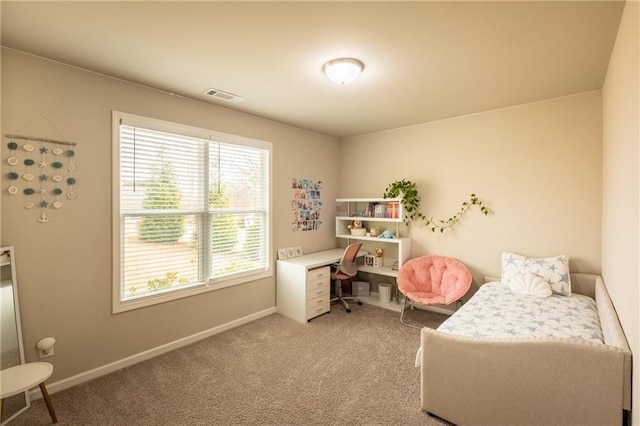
335, 197, 412, 284
336, 197, 404, 222
357, 264, 398, 278
357, 292, 402, 313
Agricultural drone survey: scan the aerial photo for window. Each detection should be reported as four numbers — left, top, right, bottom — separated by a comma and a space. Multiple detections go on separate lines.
112, 112, 271, 313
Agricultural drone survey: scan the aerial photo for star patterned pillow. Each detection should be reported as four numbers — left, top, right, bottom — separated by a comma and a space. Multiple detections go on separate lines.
501, 252, 571, 296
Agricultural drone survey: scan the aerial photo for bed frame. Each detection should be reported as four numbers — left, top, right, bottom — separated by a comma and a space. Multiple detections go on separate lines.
420, 273, 632, 425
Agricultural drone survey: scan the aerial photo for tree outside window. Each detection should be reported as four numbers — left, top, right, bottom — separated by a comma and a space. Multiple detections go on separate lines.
138, 162, 184, 243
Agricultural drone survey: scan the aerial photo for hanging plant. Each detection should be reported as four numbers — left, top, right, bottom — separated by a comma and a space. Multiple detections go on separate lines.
383, 179, 492, 233
382, 179, 425, 226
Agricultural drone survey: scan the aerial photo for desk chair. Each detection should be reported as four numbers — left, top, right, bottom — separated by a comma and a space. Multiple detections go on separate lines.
330, 243, 363, 313
397, 255, 472, 328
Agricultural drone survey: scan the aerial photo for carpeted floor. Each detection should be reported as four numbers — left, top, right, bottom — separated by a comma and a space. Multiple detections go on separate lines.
9, 304, 452, 425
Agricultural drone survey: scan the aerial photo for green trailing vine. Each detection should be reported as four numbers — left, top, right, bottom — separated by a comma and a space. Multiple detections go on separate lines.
382, 179, 492, 233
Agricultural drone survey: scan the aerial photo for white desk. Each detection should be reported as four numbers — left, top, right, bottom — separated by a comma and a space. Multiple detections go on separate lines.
276, 248, 367, 323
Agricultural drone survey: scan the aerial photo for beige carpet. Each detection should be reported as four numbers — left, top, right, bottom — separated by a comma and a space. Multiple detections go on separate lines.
10, 303, 452, 425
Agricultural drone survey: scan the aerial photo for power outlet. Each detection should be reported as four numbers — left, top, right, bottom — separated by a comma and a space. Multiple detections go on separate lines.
38, 347, 54, 359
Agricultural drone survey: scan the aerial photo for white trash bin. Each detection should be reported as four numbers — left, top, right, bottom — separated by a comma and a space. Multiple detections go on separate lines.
378, 283, 392, 303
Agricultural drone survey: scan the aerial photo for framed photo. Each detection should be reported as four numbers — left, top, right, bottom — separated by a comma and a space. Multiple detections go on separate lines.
294, 246, 303, 256
286, 247, 296, 258
277, 248, 288, 259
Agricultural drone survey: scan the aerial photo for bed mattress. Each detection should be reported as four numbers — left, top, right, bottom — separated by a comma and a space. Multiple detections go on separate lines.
436, 281, 604, 344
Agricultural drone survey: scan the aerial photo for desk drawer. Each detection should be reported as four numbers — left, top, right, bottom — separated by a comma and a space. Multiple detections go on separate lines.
306, 266, 330, 282
306, 283, 329, 300
306, 275, 329, 295
306, 294, 330, 320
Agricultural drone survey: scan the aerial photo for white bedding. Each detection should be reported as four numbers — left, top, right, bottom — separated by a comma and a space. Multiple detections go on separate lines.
436, 281, 604, 344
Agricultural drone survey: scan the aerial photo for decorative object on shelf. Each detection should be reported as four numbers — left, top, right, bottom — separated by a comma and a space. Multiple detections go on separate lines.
349, 220, 363, 229
291, 177, 323, 232
348, 220, 366, 235
277, 248, 288, 260
4, 113, 79, 223
276, 246, 304, 259
364, 255, 382, 268
382, 179, 492, 233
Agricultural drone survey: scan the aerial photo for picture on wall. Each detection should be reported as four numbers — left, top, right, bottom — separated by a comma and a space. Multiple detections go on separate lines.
291, 178, 323, 232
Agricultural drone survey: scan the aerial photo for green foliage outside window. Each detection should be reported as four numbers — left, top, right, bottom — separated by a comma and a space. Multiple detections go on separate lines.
244, 218, 262, 261
139, 162, 185, 243
210, 190, 239, 253
147, 271, 188, 292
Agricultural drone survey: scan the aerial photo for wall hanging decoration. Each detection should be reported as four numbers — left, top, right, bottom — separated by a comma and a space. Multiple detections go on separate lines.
291, 178, 323, 231
383, 179, 492, 233
4, 113, 78, 223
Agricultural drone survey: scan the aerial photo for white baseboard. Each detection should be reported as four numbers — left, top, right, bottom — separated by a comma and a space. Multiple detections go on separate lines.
31, 307, 276, 399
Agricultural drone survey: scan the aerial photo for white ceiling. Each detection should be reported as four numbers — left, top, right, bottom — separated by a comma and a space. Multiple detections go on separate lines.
1, 1, 625, 138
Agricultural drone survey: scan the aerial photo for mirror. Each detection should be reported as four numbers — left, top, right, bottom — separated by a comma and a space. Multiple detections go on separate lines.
1, 246, 30, 424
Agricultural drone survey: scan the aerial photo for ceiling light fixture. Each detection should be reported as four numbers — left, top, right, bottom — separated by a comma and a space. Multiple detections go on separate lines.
323, 58, 364, 85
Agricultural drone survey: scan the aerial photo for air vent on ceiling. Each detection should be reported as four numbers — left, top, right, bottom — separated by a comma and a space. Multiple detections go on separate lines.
203, 88, 244, 103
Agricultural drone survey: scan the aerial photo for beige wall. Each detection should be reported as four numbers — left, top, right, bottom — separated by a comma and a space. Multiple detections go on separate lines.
1, 49, 340, 382
602, 1, 640, 422
339, 92, 603, 288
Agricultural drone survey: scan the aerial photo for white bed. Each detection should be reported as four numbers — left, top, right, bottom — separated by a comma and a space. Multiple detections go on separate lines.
436, 281, 604, 343
418, 273, 632, 426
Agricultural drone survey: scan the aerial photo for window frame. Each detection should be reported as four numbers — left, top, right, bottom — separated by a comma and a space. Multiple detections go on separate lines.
112, 111, 273, 313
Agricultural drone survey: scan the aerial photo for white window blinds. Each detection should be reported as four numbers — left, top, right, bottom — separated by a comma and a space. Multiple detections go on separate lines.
114, 112, 271, 311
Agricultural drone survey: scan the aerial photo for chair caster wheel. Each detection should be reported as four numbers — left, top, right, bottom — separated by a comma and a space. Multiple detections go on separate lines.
357, 301, 363, 305
346, 309, 351, 313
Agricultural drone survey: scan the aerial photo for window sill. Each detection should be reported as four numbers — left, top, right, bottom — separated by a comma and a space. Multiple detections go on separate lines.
112, 269, 272, 314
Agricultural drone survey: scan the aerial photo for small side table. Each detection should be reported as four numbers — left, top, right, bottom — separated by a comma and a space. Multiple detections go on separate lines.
0, 362, 57, 423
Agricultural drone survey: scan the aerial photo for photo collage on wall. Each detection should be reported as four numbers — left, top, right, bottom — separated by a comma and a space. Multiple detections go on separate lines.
291, 178, 322, 231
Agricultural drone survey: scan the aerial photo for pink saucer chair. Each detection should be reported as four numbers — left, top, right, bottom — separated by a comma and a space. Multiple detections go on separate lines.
397, 255, 472, 328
